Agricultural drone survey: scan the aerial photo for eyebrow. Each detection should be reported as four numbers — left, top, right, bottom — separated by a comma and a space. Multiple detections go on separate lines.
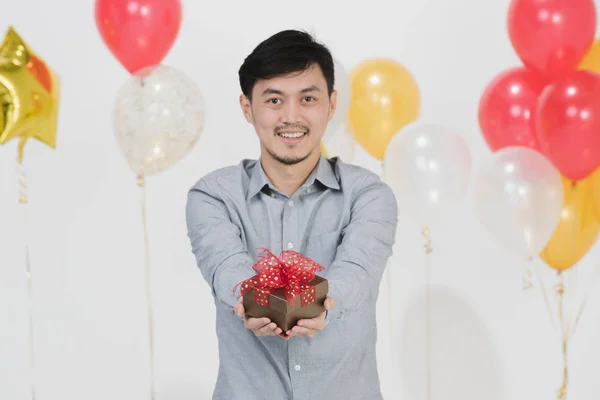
261, 85, 322, 97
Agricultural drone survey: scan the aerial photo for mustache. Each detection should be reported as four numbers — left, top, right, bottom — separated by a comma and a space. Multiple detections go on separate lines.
275, 124, 309, 134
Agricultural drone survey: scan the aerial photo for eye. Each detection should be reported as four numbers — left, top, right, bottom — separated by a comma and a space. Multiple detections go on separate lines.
303, 96, 315, 102
268, 98, 281, 104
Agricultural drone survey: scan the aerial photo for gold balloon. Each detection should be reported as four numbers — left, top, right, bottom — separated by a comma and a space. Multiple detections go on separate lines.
540, 175, 600, 271
0, 26, 60, 162
579, 38, 600, 73
589, 167, 600, 221
347, 58, 420, 160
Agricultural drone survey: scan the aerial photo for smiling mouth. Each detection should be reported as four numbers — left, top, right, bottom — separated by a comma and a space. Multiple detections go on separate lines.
278, 132, 306, 139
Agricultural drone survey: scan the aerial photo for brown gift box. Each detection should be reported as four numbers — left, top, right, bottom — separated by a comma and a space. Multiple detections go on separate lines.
243, 275, 328, 332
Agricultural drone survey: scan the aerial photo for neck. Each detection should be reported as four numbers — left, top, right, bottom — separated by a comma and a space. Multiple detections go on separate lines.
260, 150, 320, 197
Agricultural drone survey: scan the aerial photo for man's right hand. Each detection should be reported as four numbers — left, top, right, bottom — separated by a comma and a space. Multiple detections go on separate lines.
234, 297, 289, 339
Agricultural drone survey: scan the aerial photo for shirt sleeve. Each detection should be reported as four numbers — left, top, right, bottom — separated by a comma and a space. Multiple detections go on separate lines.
325, 174, 398, 323
185, 179, 254, 310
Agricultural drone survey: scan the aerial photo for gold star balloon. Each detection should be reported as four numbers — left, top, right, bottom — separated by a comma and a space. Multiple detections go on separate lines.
0, 26, 60, 162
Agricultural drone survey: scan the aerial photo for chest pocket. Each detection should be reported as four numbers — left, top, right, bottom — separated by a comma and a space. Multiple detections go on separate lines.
303, 231, 342, 272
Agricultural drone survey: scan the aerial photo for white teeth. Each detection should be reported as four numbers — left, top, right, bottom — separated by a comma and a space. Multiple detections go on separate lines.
280, 132, 305, 139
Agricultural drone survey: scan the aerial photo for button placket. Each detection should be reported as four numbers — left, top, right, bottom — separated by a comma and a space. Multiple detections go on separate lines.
288, 337, 307, 399
282, 195, 297, 252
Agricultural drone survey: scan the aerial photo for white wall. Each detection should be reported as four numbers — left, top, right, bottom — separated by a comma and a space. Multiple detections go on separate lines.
2, 0, 600, 399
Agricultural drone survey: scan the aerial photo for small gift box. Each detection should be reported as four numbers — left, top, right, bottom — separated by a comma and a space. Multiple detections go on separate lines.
234, 248, 328, 332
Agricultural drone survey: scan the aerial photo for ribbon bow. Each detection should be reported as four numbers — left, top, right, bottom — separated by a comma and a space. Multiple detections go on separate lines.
233, 248, 325, 309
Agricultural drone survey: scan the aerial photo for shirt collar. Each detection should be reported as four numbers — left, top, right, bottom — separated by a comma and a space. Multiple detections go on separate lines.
305, 155, 340, 190
247, 155, 340, 200
247, 160, 271, 200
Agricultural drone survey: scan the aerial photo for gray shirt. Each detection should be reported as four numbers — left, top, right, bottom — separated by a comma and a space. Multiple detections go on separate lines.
185, 155, 398, 400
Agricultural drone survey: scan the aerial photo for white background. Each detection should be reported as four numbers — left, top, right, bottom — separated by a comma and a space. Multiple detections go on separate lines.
2, 0, 600, 399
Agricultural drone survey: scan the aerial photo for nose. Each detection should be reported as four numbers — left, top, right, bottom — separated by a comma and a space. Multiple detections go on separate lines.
280, 99, 302, 124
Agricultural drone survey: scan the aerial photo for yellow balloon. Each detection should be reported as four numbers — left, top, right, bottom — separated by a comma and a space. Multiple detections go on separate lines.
590, 167, 600, 221
540, 175, 600, 271
579, 38, 600, 73
347, 58, 420, 160
320, 142, 329, 158
0, 26, 60, 162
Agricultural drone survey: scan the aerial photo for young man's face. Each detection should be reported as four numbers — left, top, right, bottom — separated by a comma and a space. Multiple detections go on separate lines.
240, 64, 337, 165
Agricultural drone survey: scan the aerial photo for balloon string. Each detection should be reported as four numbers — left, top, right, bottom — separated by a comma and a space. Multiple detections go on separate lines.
566, 180, 598, 339
522, 256, 533, 290
138, 175, 156, 400
532, 261, 559, 335
555, 273, 568, 400
18, 157, 36, 400
422, 228, 432, 400
567, 261, 600, 338
566, 182, 579, 331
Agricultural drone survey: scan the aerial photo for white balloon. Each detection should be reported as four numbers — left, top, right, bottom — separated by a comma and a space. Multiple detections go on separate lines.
113, 65, 205, 177
473, 146, 563, 259
383, 123, 472, 228
323, 59, 351, 142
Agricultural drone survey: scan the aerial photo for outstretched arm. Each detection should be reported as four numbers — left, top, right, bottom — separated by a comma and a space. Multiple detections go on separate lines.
324, 174, 398, 323
185, 180, 254, 310
290, 174, 398, 337
186, 180, 286, 339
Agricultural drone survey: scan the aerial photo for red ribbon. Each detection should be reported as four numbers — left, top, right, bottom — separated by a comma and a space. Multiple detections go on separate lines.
233, 248, 325, 309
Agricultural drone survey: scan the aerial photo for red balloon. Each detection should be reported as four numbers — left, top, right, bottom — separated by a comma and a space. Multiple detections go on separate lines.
537, 70, 600, 181
94, 0, 182, 74
478, 67, 547, 151
507, 0, 597, 80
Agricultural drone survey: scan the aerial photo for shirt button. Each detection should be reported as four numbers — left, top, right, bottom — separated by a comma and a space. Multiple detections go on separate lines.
306, 188, 312, 193
288, 200, 294, 207
287, 242, 293, 249
295, 365, 301, 371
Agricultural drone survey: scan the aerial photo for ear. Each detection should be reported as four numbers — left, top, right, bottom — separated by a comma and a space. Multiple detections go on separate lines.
328, 89, 338, 122
239, 94, 253, 124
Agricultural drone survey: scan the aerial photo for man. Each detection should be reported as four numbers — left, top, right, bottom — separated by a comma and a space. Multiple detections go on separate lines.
185, 29, 398, 400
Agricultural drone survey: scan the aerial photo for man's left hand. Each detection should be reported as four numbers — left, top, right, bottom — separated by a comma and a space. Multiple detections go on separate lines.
286, 296, 336, 338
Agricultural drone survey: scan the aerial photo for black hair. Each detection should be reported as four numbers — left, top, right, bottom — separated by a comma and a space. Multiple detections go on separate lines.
238, 29, 335, 101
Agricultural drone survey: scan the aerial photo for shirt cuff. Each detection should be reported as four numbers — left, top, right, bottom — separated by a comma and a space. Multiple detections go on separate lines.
324, 286, 347, 323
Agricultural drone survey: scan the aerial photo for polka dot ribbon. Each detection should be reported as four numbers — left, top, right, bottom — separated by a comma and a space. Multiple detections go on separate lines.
233, 248, 325, 308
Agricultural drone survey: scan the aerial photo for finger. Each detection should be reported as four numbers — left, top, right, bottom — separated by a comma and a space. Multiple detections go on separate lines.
296, 313, 325, 331
279, 332, 291, 340
244, 316, 271, 330
324, 296, 336, 310
234, 302, 244, 318
287, 326, 315, 337
255, 322, 280, 336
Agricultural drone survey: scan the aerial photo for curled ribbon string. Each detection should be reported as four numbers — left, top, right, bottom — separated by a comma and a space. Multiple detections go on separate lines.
534, 265, 570, 399
18, 154, 36, 400
233, 249, 325, 308
555, 273, 568, 400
